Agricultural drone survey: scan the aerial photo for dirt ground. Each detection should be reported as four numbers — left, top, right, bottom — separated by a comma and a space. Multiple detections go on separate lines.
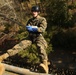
49, 49, 76, 69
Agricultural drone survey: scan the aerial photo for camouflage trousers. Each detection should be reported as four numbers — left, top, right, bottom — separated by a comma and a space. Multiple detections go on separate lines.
7, 34, 48, 61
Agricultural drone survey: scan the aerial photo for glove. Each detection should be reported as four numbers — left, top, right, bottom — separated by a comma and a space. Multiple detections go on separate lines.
26, 26, 38, 32
32, 26, 38, 32
26, 26, 33, 32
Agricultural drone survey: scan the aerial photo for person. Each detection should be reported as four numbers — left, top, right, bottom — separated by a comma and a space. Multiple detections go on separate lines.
0, 6, 48, 73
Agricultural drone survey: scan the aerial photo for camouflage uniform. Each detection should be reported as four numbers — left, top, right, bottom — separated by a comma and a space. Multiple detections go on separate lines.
0, 15, 48, 63
7, 15, 48, 61
26, 15, 48, 61
26, 15, 48, 73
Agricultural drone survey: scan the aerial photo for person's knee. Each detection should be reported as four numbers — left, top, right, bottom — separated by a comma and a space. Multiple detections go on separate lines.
19, 40, 32, 47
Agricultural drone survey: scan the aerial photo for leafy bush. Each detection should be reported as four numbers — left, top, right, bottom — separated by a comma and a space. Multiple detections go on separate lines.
51, 29, 76, 49
18, 44, 40, 64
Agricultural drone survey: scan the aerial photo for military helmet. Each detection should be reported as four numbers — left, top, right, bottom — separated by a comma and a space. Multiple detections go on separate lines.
31, 6, 40, 12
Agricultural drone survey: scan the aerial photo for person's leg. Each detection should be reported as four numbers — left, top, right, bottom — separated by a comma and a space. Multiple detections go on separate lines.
36, 35, 48, 73
0, 40, 32, 62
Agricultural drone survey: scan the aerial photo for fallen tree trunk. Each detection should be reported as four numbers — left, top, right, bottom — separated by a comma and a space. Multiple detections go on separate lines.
3, 63, 53, 75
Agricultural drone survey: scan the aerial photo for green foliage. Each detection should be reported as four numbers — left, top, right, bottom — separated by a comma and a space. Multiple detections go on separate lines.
46, 44, 53, 54
51, 29, 76, 49
46, 0, 67, 24
42, 0, 74, 28
15, 31, 28, 40
43, 31, 53, 54
18, 44, 40, 64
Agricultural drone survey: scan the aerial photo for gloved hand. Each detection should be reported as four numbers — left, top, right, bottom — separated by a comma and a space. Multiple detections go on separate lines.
26, 26, 33, 32
26, 26, 38, 32
32, 26, 38, 32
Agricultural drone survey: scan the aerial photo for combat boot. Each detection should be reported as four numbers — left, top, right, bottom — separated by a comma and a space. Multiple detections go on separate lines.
0, 53, 9, 62
0, 63, 5, 75
39, 60, 48, 74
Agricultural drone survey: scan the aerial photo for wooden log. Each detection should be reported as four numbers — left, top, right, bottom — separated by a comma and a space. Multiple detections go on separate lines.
4, 71, 19, 75
0, 63, 5, 75
3, 63, 53, 75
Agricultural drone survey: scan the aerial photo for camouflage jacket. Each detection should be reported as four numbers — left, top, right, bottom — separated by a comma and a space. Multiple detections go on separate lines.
26, 15, 47, 34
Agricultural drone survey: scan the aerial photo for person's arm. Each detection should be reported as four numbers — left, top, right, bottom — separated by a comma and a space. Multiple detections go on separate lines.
26, 18, 47, 33
37, 18, 47, 33
26, 19, 38, 32
26, 19, 31, 26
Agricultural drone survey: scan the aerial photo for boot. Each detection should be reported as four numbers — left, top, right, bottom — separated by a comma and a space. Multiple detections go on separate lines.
0, 53, 9, 62
0, 63, 5, 75
39, 60, 48, 74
